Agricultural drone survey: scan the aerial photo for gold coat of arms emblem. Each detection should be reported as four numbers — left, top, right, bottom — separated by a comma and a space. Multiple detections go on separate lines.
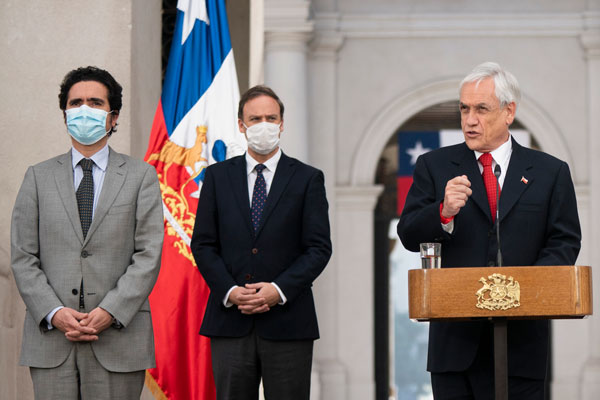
476, 273, 521, 310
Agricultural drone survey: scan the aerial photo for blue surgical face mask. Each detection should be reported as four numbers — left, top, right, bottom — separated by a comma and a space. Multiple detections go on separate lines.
65, 105, 112, 145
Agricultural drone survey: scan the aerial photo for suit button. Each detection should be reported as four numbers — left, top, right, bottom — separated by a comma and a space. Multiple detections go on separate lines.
244, 274, 252, 281
81, 250, 88, 258
251, 248, 258, 254
72, 288, 78, 295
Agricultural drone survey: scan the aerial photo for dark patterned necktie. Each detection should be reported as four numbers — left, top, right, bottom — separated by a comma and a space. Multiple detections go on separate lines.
76, 158, 94, 238
479, 153, 501, 222
250, 164, 267, 232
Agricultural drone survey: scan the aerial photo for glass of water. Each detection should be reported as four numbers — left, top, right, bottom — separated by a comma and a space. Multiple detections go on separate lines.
420, 243, 441, 269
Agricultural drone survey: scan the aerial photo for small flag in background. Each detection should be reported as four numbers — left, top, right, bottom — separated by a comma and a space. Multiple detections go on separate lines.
397, 131, 439, 215
144, 0, 245, 399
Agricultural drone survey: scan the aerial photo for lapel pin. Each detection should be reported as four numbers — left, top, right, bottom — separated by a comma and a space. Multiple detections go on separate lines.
521, 176, 529, 184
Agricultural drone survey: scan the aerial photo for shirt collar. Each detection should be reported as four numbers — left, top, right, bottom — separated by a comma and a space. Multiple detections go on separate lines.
473, 134, 512, 165
71, 143, 109, 172
245, 148, 282, 176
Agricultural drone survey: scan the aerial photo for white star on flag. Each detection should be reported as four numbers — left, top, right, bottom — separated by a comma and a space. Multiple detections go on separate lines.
178, 0, 209, 44
406, 140, 431, 165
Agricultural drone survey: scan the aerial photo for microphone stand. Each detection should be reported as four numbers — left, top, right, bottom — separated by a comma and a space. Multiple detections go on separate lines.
492, 163, 508, 400
494, 164, 502, 267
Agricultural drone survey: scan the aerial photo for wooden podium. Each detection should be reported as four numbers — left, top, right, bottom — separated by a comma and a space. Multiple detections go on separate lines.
408, 265, 593, 399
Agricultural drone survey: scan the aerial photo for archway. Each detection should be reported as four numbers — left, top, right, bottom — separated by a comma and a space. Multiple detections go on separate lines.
350, 79, 572, 187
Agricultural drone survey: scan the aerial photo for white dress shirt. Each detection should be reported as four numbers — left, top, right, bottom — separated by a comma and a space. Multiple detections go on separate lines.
223, 149, 287, 307
72, 144, 109, 218
443, 135, 513, 233
46, 144, 110, 328
473, 135, 512, 189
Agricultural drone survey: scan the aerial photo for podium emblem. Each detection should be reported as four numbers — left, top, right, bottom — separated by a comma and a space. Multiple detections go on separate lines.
476, 273, 521, 310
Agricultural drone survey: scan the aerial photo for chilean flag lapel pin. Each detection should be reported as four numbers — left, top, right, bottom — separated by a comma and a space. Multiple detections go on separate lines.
521, 176, 529, 184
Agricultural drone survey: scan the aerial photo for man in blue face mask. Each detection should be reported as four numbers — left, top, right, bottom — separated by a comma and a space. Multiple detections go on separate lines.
10, 66, 164, 400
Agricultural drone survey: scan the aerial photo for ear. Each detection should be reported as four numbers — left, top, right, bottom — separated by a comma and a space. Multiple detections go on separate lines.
110, 112, 119, 129
505, 102, 516, 126
238, 118, 246, 134
279, 119, 284, 135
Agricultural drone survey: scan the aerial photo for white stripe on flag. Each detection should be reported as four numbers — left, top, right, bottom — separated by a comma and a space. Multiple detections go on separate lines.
169, 50, 246, 163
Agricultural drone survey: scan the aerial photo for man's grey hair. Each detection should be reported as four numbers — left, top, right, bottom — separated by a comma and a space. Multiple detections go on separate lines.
460, 62, 521, 108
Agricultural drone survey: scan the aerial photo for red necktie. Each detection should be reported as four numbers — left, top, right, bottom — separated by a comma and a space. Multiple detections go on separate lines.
479, 153, 501, 222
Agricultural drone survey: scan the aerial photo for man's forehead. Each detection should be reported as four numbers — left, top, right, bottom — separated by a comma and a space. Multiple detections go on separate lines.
459, 98, 497, 106
461, 79, 495, 95
67, 80, 109, 100
460, 85, 498, 105
245, 109, 279, 116
244, 95, 280, 112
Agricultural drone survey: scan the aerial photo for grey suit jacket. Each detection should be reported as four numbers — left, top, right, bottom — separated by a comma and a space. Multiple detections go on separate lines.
11, 147, 164, 372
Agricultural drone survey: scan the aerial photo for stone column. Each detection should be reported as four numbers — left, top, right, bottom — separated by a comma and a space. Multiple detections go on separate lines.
249, 0, 265, 87
308, 12, 347, 400
335, 186, 383, 400
263, 0, 313, 162
580, 9, 600, 400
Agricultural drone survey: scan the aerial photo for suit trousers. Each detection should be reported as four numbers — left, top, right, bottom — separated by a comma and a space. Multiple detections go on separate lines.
30, 342, 145, 400
430, 325, 545, 400
210, 328, 313, 400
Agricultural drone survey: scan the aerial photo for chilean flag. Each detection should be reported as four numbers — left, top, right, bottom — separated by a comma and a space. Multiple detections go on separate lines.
397, 131, 440, 215
144, 1, 245, 399
396, 130, 530, 215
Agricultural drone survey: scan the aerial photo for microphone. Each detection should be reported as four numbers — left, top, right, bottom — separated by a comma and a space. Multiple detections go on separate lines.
494, 164, 502, 267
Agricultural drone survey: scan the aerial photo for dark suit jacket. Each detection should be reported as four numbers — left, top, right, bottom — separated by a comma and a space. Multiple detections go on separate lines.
191, 152, 332, 341
397, 138, 581, 379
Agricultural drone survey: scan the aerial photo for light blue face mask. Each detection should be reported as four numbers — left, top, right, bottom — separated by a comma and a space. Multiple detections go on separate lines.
65, 105, 112, 145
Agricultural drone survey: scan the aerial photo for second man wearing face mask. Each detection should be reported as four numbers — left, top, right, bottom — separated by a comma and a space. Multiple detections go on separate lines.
191, 85, 332, 400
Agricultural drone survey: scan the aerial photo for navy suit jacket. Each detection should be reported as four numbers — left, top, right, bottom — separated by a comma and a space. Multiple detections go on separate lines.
397, 138, 581, 379
191, 152, 332, 341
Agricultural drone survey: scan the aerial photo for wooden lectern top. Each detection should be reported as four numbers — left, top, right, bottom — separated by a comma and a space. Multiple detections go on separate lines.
408, 265, 592, 321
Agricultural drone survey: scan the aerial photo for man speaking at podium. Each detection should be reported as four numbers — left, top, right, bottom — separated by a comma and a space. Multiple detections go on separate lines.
397, 62, 581, 399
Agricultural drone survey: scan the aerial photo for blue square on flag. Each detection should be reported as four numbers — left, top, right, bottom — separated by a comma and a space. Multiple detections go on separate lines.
398, 131, 439, 175
396, 131, 439, 215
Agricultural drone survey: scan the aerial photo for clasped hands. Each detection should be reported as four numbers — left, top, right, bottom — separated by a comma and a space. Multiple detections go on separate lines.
441, 175, 472, 218
51, 307, 113, 342
228, 283, 281, 315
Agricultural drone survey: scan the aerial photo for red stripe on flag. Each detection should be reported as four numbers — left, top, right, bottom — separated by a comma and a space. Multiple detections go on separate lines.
147, 234, 215, 400
145, 99, 215, 399
145, 102, 169, 162
397, 176, 413, 215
